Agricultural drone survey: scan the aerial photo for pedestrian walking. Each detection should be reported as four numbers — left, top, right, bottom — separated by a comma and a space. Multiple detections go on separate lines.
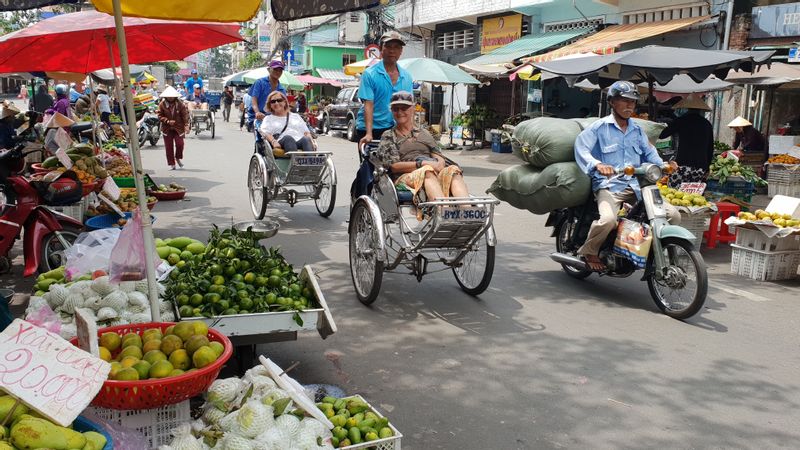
240, 90, 251, 131
157, 86, 189, 170
223, 86, 234, 122
96, 88, 112, 127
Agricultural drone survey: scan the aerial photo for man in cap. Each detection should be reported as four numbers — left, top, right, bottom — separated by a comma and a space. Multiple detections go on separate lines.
184, 69, 203, 93
659, 95, 714, 171
356, 30, 413, 147
249, 60, 287, 126
574, 80, 680, 271
186, 84, 207, 110
728, 116, 765, 154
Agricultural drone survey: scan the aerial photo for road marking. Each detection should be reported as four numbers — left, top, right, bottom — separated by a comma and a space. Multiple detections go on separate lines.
709, 281, 773, 302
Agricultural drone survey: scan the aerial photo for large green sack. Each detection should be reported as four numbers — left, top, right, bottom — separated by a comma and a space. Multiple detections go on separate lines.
512, 117, 582, 168
573, 117, 666, 145
487, 162, 591, 215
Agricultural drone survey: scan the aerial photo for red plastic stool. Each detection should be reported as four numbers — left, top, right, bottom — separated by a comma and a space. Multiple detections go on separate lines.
704, 202, 740, 249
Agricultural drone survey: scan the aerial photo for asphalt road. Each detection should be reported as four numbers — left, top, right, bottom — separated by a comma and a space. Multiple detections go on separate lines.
8, 113, 800, 448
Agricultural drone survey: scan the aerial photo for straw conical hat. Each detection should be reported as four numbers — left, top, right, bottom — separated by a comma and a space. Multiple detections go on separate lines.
727, 116, 752, 127
673, 96, 710, 111
45, 112, 75, 129
0, 104, 20, 120
160, 86, 181, 98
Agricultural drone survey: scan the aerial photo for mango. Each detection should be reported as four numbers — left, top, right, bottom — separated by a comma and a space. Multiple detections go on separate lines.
185, 242, 206, 255
167, 237, 193, 250
82, 431, 107, 450
0, 396, 29, 424
0, 441, 12, 450
348, 426, 363, 444
156, 246, 171, 259
10, 416, 86, 450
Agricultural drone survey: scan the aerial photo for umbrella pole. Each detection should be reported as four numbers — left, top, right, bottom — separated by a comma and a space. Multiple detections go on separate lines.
448, 83, 455, 149
110, 0, 161, 321
88, 77, 99, 149
106, 39, 128, 129
647, 78, 656, 120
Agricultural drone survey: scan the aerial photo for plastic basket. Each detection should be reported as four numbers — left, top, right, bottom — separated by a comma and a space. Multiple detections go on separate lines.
341, 395, 402, 450
69, 322, 232, 410
730, 245, 800, 281
47, 201, 85, 223
767, 181, 800, 198
82, 180, 98, 197
679, 212, 711, 244
85, 212, 156, 231
73, 415, 114, 450
84, 401, 190, 450
734, 227, 800, 252
113, 175, 157, 189
705, 178, 755, 203
147, 190, 187, 201
767, 164, 800, 184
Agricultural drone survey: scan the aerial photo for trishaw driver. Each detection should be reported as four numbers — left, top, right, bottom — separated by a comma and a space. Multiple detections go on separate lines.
574, 80, 680, 272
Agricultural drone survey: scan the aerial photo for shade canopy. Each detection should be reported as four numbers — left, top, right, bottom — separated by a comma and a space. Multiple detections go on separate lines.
462, 29, 588, 68
296, 74, 342, 87
270, 0, 380, 20
531, 45, 774, 86
398, 58, 480, 85
241, 68, 305, 90
344, 57, 380, 76
91, 0, 261, 22
223, 70, 251, 87
724, 62, 800, 89
572, 74, 732, 95
0, 10, 243, 73
0, 0, 79, 10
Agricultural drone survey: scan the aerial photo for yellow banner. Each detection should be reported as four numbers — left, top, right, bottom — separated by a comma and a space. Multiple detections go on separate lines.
91, 0, 260, 22
481, 14, 522, 54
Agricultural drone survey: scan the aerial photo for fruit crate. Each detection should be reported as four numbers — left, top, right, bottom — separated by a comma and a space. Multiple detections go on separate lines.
341, 395, 403, 450
705, 177, 755, 203
767, 163, 800, 184
680, 212, 712, 244
767, 181, 800, 198
84, 400, 190, 450
730, 244, 800, 281
735, 227, 800, 252
46, 198, 87, 223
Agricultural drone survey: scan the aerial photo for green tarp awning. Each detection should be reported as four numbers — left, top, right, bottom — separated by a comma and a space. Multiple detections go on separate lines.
463, 29, 589, 67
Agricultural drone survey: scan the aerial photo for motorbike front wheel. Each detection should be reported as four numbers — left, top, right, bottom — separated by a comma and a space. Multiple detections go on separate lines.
647, 238, 708, 320
40, 225, 81, 273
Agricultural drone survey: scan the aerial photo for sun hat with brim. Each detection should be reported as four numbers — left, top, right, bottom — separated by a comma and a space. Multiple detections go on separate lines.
45, 112, 75, 129
0, 105, 19, 120
390, 91, 414, 107
160, 86, 181, 98
728, 116, 752, 127
672, 96, 711, 111
381, 30, 406, 46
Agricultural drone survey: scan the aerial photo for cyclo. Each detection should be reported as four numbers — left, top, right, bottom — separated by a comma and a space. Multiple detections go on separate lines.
348, 142, 499, 305
189, 104, 216, 138
247, 120, 336, 219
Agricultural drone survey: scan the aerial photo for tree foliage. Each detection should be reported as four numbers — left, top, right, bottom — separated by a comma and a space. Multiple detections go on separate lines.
239, 51, 263, 71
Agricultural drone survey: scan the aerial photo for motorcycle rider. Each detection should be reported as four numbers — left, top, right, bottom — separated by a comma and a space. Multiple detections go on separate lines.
574, 80, 680, 272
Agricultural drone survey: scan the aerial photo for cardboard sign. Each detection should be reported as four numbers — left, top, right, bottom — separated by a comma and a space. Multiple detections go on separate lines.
0, 319, 110, 426
54, 127, 73, 151
102, 177, 121, 201
55, 148, 73, 170
680, 182, 706, 195
75, 309, 99, 357
789, 146, 800, 160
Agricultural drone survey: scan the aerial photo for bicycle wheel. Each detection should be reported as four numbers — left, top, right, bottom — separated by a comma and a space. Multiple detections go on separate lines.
647, 238, 708, 320
248, 153, 269, 220
452, 230, 495, 296
349, 200, 384, 305
315, 163, 336, 217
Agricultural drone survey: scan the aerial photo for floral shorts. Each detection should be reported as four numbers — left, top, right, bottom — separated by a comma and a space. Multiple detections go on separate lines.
395, 165, 462, 203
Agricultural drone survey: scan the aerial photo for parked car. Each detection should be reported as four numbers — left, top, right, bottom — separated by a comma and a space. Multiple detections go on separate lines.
321, 87, 361, 142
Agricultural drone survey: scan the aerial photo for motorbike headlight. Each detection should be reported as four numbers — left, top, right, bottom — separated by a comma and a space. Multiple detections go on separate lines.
644, 164, 663, 183
0, 188, 7, 216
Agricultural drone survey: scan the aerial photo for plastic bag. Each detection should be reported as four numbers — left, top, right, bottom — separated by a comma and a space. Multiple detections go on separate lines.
613, 219, 653, 269
24, 301, 61, 335
65, 227, 121, 280
109, 209, 160, 283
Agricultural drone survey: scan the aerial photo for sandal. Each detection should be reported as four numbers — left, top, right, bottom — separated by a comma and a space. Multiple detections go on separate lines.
582, 255, 606, 272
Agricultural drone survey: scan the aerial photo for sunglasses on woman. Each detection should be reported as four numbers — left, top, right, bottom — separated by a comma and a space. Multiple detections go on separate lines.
391, 105, 411, 112
270, 99, 285, 104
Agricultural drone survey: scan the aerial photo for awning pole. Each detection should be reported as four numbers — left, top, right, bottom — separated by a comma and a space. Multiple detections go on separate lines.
448, 83, 455, 149
110, 0, 161, 321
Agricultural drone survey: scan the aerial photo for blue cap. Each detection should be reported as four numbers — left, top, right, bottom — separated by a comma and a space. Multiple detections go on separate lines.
191, 69, 198, 74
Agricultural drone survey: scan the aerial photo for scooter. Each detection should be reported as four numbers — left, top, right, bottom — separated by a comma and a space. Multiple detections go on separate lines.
547, 163, 708, 319
137, 107, 161, 147
0, 143, 84, 276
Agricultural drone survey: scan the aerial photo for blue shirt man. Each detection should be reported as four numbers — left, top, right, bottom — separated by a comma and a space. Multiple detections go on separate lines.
249, 60, 287, 123
356, 30, 413, 146
184, 70, 203, 92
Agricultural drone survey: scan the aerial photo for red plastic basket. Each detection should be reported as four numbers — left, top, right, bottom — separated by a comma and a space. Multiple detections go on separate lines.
30, 163, 50, 174
147, 190, 187, 201
70, 322, 232, 410
81, 181, 97, 197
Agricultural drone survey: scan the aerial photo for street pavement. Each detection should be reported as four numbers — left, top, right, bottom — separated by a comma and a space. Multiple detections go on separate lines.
6, 112, 800, 448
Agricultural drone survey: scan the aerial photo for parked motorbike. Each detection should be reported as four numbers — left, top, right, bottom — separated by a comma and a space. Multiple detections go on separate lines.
547, 163, 708, 319
137, 107, 161, 147
0, 142, 83, 276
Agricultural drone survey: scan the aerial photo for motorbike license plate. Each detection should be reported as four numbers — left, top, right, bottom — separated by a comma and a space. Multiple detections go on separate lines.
442, 207, 488, 221
295, 156, 325, 166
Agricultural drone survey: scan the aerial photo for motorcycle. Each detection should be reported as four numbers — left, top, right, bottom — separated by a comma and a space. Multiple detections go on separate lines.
0, 142, 84, 276
137, 107, 161, 147
547, 163, 708, 319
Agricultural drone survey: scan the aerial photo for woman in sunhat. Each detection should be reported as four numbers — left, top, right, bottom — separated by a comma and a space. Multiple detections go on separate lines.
728, 116, 765, 154
157, 86, 189, 170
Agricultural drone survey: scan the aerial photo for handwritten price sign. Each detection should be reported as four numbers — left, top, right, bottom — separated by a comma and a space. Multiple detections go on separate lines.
0, 319, 110, 426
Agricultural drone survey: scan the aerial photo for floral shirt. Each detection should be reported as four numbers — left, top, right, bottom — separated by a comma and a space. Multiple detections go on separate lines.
377, 127, 441, 166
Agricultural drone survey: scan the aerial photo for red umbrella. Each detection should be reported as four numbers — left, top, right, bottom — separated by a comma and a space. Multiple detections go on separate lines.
0, 10, 242, 73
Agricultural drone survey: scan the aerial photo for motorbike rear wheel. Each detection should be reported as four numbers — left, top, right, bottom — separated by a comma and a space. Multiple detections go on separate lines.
40, 225, 81, 273
647, 238, 707, 320
555, 217, 592, 279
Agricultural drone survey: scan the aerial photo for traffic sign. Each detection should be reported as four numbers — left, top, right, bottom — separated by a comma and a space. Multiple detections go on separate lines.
365, 44, 380, 59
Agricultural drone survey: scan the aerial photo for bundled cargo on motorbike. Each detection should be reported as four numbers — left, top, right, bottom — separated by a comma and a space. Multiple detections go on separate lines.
487, 162, 591, 215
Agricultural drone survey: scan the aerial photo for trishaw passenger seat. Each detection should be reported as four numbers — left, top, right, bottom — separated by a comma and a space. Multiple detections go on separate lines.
396, 187, 414, 204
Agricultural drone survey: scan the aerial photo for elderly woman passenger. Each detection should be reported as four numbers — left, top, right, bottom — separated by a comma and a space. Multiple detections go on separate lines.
259, 91, 315, 152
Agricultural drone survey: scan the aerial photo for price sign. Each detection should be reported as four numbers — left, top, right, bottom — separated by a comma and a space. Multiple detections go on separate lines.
102, 177, 121, 201
54, 127, 73, 151
75, 309, 99, 357
55, 148, 73, 169
680, 182, 706, 195
0, 319, 110, 426
789, 146, 800, 160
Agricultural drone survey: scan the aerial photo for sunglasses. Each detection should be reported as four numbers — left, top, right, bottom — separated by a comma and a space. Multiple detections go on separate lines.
391, 105, 411, 112
270, 99, 285, 104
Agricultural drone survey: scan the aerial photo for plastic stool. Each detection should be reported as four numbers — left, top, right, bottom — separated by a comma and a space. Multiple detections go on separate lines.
704, 202, 740, 249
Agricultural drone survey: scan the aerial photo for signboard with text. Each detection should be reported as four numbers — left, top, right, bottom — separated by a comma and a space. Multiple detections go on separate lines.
481, 14, 521, 54
258, 23, 271, 54
0, 319, 110, 426
751, 3, 800, 39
